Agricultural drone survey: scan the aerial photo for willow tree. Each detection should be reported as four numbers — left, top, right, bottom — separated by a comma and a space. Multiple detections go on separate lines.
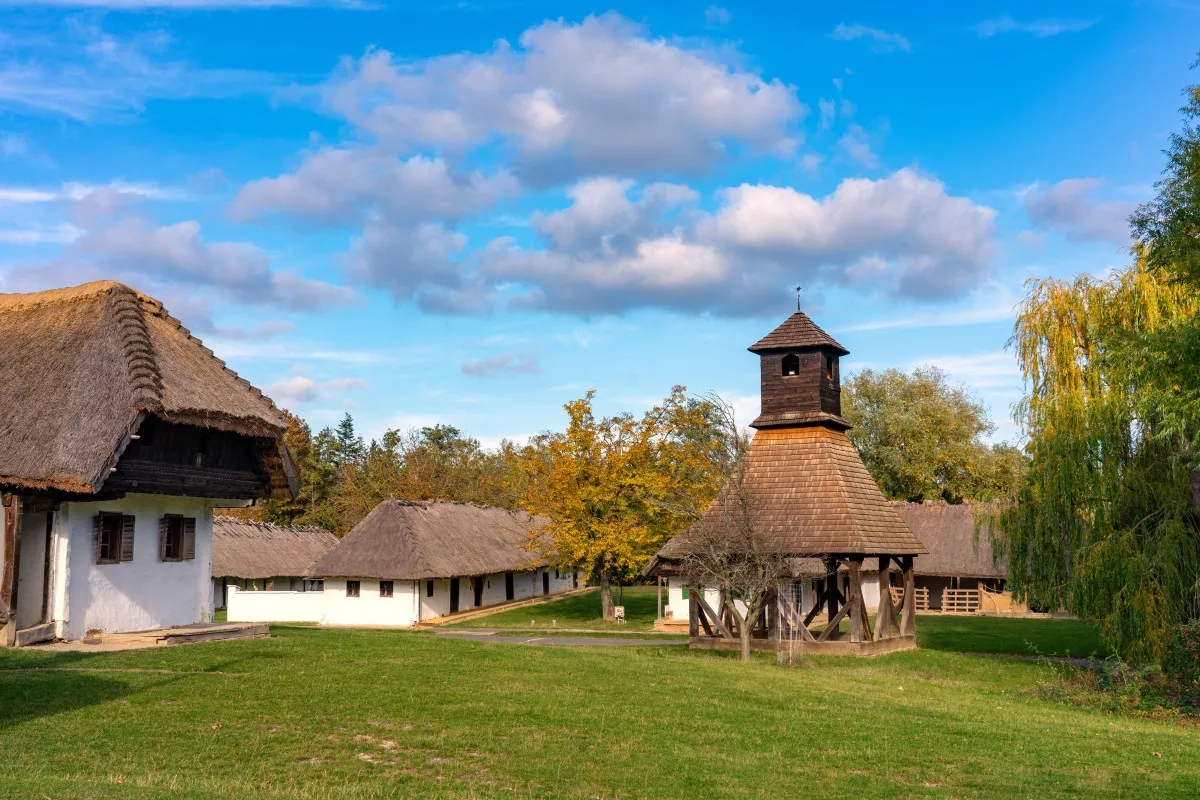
1002, 257, 1200, 662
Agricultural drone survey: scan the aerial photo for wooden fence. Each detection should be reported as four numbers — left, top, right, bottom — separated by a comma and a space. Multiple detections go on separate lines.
889, 586, 929, 613
941, 588, 981, 614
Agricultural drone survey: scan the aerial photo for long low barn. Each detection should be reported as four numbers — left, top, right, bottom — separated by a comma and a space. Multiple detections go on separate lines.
211, 517, 338, 610
227, 499, 577, 626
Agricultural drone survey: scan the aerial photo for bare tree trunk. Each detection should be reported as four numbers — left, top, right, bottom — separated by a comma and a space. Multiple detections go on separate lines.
726, 595, 753, 663
598, 567, 614, 620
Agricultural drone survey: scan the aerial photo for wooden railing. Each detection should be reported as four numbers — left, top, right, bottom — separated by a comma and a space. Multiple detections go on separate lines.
889, 586, 929, 613
941, 588, 981, 614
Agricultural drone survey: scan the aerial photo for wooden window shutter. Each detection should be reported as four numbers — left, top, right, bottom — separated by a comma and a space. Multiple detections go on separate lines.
159, 516, 171, 561
120, 515, 136, 562
182, 518, 196, 561
93, 514, 103, 561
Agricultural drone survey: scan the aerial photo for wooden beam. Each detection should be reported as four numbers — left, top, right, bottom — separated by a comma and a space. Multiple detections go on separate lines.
816, 601, 851, 642
695, 593, 734, 639
656, 576, 662, 621
1, 494, 21, 621
825, 557, 840, 624
780, 598, 816, 642
803, 584, 827, 627
766, 586, 779, 642
688, 584, 699, 638
900, 556, 916, 637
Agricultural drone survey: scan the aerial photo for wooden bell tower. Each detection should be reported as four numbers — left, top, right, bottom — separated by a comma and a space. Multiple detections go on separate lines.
748, 310, 850, 430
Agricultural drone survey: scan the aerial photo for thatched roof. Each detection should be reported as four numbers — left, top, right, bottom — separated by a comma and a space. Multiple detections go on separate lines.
748, 311, 848, 354
308, 500, 548, 580
649, 426, 925, 572
891, 501, 1005, 578
212, 517, 339, 580
0, 281, 290, 496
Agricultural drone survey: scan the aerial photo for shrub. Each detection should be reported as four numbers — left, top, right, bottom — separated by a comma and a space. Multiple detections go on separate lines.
1163, 619, 1200, 707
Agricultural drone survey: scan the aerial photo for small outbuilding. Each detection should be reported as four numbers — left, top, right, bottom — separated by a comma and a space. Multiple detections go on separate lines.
228, 499, 577, 626
211, 517, 338, 610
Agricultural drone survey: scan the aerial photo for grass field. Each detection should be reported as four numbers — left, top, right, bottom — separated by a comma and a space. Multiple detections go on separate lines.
1, 618, 1194, 798
451, 586, 1112, 658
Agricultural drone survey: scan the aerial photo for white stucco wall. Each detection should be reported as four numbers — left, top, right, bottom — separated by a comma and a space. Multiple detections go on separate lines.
665, 578, 720, 620
59, 494, 215, 640
322, 578, 420, 626
227, 586, 325, 623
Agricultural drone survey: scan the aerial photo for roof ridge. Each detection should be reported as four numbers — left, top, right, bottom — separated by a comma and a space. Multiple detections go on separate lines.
0, 280, 144, 314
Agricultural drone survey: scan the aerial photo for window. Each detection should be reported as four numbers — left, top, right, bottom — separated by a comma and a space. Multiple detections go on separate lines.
159, 515, 196, 562
304, 579, 324, 592
426, 580, 434, 598
346, 580, 360, 598
825, 356, 834, 380
94, 513, 134, 564
380, 580, 394, 598
782, 353, 799, 377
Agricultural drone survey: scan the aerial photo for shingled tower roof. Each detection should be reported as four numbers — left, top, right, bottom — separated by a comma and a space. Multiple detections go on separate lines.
647, 308, 924, 570
748, 311, 848, 355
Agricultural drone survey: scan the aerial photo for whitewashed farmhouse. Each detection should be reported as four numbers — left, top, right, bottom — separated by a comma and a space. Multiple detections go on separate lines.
211, 517, 338, 610
0, 281, 296, 646
228, 499, 576, 626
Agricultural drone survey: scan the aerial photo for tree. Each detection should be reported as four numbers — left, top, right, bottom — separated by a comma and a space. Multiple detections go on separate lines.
842, 366, 1025, 503
519, 388, 731, 619
1001, 257, 1200, 663
679, 396, 788, 663
334, 413, 365, 466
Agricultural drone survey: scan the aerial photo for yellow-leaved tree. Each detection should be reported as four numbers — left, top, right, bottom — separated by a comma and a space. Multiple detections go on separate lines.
519, 387, 735, 619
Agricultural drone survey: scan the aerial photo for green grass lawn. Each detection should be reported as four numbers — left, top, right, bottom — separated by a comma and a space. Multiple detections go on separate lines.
453, 587, 1111, 658
1, 622, 1196, 798
446, 585, 660, 631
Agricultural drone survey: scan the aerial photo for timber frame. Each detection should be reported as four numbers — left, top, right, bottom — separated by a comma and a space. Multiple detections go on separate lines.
685, 554, 918, 657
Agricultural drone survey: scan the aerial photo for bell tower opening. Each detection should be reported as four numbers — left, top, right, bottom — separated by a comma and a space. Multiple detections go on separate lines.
782, 354, 800, 377
825, 356, 834, 380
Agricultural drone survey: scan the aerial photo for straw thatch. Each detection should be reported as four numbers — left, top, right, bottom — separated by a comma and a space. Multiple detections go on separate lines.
748, 311, 849, 354
652, 427, 926, 569
0, 281, 291, 496
891, 501, 1005, 578
309, 500, 549, 580
212, 517, 339, 580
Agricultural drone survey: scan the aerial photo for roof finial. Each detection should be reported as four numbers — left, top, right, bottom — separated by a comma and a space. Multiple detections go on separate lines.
795, 285, 802, 312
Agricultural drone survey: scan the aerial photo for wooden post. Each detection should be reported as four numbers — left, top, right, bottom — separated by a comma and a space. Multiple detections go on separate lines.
656, 576, 663, 620
1, 494, 20, 646
900, 555, 916, 636
688, 584, 699, 637
824, 557, 839, 626
875, 555, 896, 640
766, 585, 779, 642
847, 558, 864, 643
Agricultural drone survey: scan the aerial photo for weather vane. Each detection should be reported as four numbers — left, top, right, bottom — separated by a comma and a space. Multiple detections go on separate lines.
796, 285, 802, 312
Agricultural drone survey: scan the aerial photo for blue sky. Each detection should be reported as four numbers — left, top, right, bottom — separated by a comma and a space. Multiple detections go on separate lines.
1, 1, 1195, 446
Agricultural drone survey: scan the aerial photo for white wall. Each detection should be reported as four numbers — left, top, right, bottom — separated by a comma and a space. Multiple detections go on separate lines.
322, 578, 419, 627
227, 586, 324, 623
59, 494, 214, 640
665, 578, 720, 620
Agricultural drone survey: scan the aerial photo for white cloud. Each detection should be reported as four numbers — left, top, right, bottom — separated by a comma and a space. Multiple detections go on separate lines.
830, 23, 912, 53
266, 375, 369, 404
840, 282, 1019, 332
319, 13, 803, 182
3, 188, 354, 312
1023, 178, 1135, 245
0, 223, 82, 244
837, 123, 877, 168
0, 20, 276, 122
976, 15, 1097, 38
461, 349, 541, 377
699, 168, 996, 301
910, 352, 1020, 389
232, 151, 515, 226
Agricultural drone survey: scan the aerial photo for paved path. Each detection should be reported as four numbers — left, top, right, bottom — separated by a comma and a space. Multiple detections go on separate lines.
437, 632, 686, 647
